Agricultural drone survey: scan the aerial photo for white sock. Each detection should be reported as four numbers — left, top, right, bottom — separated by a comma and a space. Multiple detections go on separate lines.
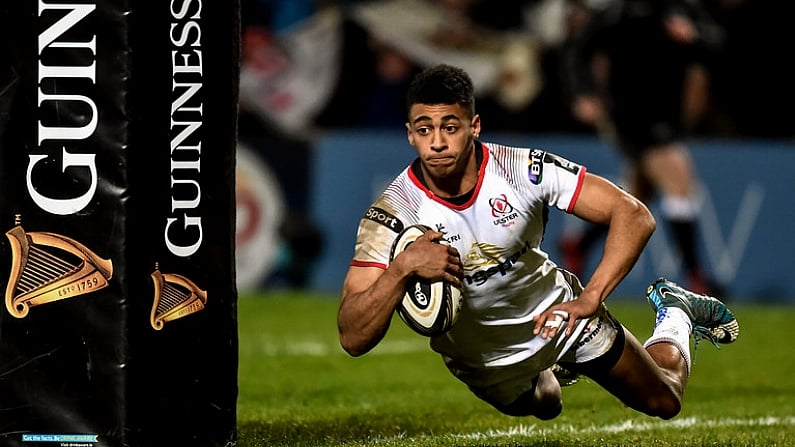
660, 193, 700, 220
643, 307, 693, 376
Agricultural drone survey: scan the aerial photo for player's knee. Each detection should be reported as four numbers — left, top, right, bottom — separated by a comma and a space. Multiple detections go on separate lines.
534, 379, 564, 420
494, 385, 563, 421
646, 390, 682, 420
494, 371, 563, 420
495, 394, 563, 420
658, 396, 682, 420
533, 398, 563, 420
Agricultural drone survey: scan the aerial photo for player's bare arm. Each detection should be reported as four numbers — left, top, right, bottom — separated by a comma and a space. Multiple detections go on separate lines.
535, 173, 655, 337
338, 231, 463, 356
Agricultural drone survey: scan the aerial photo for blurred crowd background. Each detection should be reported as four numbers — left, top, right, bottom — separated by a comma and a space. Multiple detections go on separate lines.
235, 0, 794, 292
239, 0, 794, 138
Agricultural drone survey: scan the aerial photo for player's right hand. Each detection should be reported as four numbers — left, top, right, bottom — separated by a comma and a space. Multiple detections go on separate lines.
399, 230, 463, 287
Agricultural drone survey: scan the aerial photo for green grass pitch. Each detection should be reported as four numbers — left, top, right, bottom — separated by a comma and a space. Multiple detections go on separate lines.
236, 291, 795, 446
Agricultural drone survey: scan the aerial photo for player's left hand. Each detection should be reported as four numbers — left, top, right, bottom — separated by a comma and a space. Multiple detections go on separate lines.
532, 292, 601, 339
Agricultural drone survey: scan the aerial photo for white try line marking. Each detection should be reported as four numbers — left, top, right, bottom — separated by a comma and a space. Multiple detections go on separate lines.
370, 416, 795, 445
453, 416, 795, 441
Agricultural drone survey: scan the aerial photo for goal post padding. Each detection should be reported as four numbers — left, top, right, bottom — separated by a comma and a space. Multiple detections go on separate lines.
0, 1, 239, 446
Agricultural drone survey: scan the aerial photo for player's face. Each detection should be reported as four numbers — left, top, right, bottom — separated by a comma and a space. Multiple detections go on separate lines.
406, 103, 480, 180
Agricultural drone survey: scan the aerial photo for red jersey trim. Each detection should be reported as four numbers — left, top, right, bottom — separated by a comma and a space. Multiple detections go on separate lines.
407, 144, 490, 211
350, 259, 387, 269
566, 166, 587, 213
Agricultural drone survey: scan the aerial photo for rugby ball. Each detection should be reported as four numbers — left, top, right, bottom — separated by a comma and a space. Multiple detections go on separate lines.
389, 224, 463, 336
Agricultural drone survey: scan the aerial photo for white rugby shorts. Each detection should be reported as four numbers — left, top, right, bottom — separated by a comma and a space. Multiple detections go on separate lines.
447, 308, 621, 408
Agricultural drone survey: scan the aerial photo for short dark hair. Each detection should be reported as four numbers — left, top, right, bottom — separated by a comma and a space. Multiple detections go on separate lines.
406, 64, 475, 118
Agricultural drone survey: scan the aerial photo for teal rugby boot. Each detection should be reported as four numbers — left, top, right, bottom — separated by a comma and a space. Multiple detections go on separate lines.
647, 277, 739, 346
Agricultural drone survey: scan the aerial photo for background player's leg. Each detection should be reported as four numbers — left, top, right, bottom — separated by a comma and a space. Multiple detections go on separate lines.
641, 144, 715, 294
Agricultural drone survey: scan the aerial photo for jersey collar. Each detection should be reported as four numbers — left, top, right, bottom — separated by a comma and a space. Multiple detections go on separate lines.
408, 141, 489, 210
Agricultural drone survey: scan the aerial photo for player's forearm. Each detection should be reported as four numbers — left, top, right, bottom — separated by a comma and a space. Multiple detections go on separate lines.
338, 292, 398, 357
585, 199, 656, 304
338, 267, 409, 357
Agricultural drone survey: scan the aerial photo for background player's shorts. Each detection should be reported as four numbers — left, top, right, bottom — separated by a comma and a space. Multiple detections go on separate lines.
614, 118, 684, 160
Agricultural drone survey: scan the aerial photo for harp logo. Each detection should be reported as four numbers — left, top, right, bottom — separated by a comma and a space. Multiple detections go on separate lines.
150, 266, 207, 330
4, 224, 113, 318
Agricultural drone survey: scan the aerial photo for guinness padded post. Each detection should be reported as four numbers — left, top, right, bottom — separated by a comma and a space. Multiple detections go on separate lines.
0, 1, 239, 446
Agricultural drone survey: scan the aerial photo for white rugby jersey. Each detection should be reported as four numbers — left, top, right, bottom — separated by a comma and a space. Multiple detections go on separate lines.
350, 142, 591, 369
